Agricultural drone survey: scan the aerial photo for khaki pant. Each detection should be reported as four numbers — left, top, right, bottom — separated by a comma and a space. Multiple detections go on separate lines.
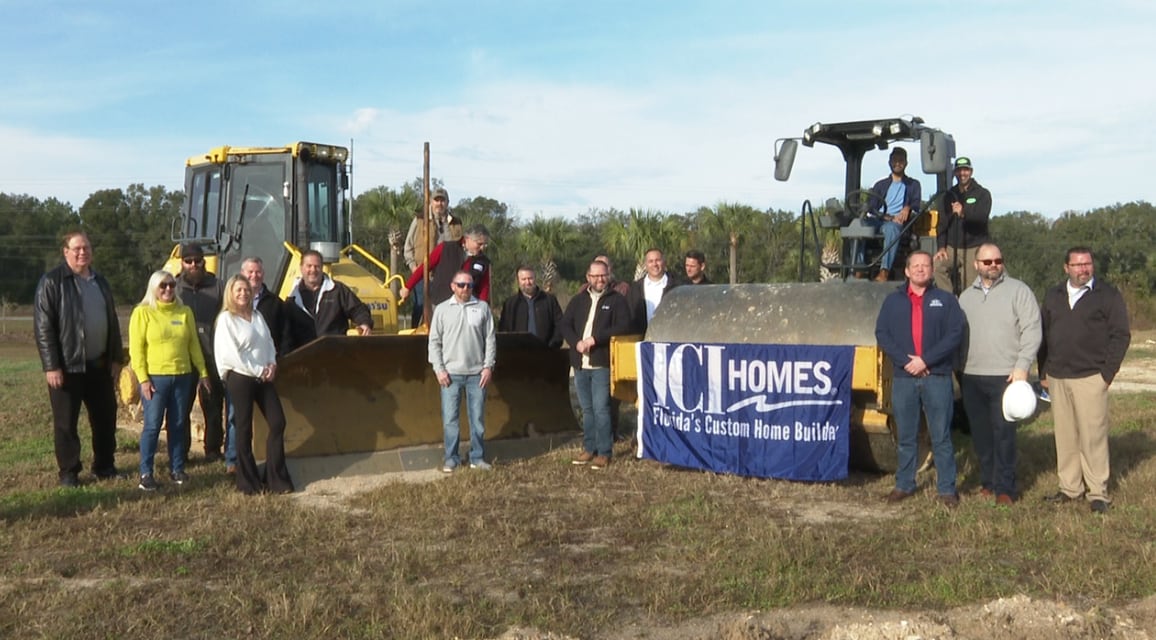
1049, 374, 1111, 502
934, 245, 979, 294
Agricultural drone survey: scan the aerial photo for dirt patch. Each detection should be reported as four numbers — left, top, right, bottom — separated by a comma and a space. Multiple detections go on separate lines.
489, 594, 1155, 639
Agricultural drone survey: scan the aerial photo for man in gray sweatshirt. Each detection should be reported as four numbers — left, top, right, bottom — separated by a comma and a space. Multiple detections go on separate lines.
958, 243, 1042, 504
428, 270, 497, 473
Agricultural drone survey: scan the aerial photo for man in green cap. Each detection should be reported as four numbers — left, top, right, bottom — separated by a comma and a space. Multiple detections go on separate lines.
934, 157, 992, 294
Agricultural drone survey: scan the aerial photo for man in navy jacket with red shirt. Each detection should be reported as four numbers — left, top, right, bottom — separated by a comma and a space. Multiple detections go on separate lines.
875, 250, 965, 507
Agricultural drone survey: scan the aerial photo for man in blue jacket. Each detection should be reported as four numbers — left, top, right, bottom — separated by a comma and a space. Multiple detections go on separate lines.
875, 250, 965, 507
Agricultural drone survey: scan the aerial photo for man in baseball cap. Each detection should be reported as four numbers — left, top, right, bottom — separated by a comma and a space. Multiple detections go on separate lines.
934, 156, 993, 293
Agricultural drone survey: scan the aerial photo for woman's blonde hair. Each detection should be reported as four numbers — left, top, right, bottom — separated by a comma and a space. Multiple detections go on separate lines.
138, 270, 179, 308
223, 274, 253, 316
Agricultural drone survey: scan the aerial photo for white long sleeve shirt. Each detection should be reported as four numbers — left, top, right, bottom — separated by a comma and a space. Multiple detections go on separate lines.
213, 311, 276, 380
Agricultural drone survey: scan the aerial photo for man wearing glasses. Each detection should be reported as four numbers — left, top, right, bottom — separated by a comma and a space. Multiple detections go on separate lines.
934, 157, 993, 294
958, 243, 1041, 505
173, 243, 227, 463
561, 259, 632, 470
1038, 247, 1130, 514
428, 271, 496, 473
34, 231, 125, 487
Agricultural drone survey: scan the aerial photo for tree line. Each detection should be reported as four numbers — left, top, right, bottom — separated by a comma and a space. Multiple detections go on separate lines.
2, 186, 1153, 329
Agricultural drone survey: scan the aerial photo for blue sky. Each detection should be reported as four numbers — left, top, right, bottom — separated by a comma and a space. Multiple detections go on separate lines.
2, 0, 1154, 220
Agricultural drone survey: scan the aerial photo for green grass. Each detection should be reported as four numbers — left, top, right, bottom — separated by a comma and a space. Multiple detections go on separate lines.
0, 336, 1154, 638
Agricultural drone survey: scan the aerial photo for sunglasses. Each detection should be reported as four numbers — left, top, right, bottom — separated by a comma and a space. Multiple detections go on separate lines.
452, 282, 473, 288
183, 258, 204, 265
159, 282, 176, 290
978, 258, 1004, 266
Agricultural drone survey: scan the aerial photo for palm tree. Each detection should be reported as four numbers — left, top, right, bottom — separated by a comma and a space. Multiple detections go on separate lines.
519, 215, 577, 293
696, 202, 763, 284
602, 208, 685, 280
352, 184, 420, 280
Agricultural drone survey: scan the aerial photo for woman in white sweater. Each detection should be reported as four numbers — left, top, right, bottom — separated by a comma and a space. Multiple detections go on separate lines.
214, 274, 294, 495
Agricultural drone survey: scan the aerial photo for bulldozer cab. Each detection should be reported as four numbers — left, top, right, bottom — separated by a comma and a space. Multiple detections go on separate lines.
178, 142, 350, 292
774, 116, 956, 281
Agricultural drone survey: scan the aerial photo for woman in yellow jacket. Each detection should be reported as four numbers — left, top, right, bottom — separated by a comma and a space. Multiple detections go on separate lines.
129, 270, 209, 491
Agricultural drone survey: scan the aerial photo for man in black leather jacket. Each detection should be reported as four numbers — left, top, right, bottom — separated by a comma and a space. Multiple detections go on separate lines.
34, 231, 124, 487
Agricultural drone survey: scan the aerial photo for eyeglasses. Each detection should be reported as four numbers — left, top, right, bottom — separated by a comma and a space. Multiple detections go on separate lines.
159, 282, 176, 290
1067, 262, 1093, 268
66, 246, 92, 253
183, 258, 204, 265
452, 282, 473, 288
978, 258, 1004, 266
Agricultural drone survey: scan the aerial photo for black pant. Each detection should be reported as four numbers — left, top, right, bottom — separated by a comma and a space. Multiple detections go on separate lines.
178, 366, 225, 455
224, 372, 293, 495
48, 365, 118, 478
961, 374, 1019, 497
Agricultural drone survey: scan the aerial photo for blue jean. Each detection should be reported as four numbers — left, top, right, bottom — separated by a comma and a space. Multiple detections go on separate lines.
140, 373, 195, 476
855, 219, 902, 270
440, 373, 486, 465
892, 373, 957, 495
574, 367, 612, 457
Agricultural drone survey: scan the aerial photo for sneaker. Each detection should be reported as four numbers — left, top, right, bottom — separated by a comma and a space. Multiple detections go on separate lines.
59, 472, 80, 488
440, 461, 458, 474
170, 471, 189, 485
470, 460, 493, 471
1037, 388, 1051, 403
572, 451, 595, 466
589, 455, 610, 470
226, 465, 237, 475
138, 474, 158, 491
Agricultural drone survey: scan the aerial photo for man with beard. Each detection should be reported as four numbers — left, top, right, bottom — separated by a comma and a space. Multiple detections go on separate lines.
561, 259, 632, 470
935, 157, 993, 294
285, 249, 373, 351
958, 243, 1041, 505
174, 243, 226, 462
498, 265, 563, 348
405, 187, 457, 327
864, 147, 921, 282
1038, 247, 1130, 514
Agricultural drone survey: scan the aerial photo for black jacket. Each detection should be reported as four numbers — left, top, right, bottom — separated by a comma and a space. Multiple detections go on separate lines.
175, 271, 225, 360
254, 284, 289, 356
937, 180, 992, 250
285, 277, 373, 351
1039, 278, 1131, 383
498, 288, 563, 348
34, 263, 123, 373
626, 274, 679, 334
560, 288, 631, 369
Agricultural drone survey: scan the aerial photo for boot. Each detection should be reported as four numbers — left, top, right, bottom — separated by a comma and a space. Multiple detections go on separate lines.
873, 268, 890, 282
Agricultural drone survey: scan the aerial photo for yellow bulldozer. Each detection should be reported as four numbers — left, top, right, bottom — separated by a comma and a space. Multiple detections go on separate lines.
610, 116, 958, 474
124, 142, 573, 479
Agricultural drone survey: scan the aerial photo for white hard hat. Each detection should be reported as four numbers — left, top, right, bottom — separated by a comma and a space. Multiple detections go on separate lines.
1002, 380, 1038, 421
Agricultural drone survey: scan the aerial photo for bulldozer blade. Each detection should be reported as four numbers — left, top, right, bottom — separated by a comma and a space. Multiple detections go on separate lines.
253, 333, 575, 468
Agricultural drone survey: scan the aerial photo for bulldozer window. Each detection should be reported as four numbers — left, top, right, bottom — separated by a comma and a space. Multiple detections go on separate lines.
187, 168, 222, 240
304, 162, 339, 244
228, 163, 288, 280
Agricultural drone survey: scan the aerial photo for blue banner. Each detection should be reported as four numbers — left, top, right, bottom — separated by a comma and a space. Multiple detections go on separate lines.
637, 342, 854, 481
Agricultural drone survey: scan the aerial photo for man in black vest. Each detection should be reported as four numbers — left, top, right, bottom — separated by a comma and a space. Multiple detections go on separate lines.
401, 223, 492, 311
